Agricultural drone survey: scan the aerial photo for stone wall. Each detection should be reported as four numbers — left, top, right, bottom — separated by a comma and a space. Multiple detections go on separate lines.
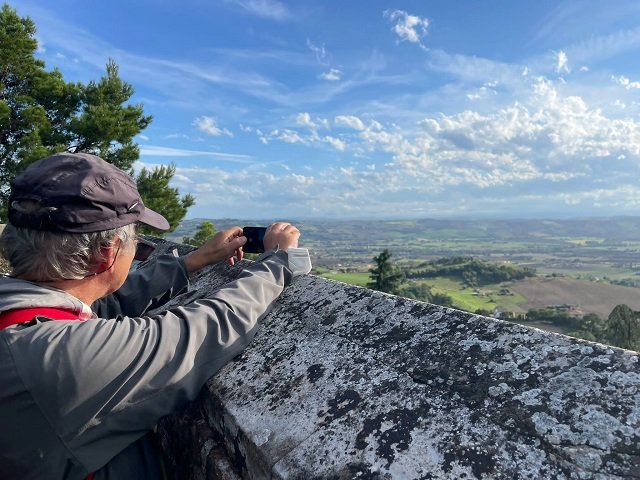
153, 241, 640, 479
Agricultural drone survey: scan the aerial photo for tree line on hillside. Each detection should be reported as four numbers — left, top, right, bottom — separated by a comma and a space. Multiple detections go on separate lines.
406, 256, 536, 287
367, 250, 535, 306
367, 249, 640, 351
367, 249, 454, 307
512, 305, 640, 351
0, 5, 192, 232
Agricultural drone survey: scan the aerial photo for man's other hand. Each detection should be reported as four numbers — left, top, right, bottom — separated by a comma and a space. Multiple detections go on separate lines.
263, 222, 300, 252
184, 226, 247, 272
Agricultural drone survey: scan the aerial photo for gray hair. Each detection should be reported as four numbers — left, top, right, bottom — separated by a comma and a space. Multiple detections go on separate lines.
0, 223, 136, 281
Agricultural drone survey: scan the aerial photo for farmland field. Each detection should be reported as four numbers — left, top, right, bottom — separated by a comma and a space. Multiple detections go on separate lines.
509, 276, 640, 318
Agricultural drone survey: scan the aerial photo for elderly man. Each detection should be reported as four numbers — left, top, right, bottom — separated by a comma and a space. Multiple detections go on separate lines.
0, 152, 311, 479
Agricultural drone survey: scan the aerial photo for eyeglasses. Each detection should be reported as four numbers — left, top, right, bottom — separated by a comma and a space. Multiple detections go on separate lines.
86, 242, 121, 277
81, 236, 156, 278
134, 237, 156, 262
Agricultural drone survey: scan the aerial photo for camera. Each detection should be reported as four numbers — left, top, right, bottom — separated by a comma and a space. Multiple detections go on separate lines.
243, 226, 267, 253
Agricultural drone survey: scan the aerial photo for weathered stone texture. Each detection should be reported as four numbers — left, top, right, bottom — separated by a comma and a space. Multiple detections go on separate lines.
154, 241, 640, 479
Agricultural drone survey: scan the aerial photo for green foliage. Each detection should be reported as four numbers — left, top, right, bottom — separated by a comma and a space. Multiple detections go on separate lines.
182, 221, 216, 247
0, 5, 190, 229
606, 304, 640, 351
400, 281, 453, 307
525, 305, 640, 352
0, 5, 82, 215
407, 256, 535, 287
367, 249, 405, 295
569, 313, 607, 342
610, 278, 640, 287
68, 59, 151, 170
524, 308, 583, 330
136, 164, 195, 235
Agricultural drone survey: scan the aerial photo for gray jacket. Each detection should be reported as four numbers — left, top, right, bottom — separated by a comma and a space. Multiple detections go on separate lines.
0, 250, 294, 479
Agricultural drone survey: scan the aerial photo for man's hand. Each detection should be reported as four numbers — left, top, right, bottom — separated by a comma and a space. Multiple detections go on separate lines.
184, 226, 247, 273
263, 222, 300, 252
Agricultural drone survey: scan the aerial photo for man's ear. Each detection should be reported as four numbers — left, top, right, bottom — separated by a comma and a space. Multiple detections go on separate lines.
92, 239, 121, 274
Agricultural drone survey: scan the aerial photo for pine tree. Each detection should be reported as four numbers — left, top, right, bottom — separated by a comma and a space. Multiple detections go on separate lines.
607, 304, 640, 351
0, 5, 192, 231
135, 165, 195, 234
367, 249, 405, 295
183, 221, 217, 247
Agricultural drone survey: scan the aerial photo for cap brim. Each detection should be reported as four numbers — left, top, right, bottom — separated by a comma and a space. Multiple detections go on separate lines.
138, 207, 170, 231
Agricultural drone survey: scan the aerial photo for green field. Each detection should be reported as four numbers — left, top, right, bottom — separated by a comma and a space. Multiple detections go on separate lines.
319, 272, 529, 313
322, 272, 370, 287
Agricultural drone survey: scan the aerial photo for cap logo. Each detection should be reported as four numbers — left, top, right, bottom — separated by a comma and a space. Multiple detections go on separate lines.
127, 201, 139, 212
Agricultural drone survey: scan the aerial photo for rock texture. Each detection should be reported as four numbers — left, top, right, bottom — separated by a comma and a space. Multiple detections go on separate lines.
153, 241, 640, 479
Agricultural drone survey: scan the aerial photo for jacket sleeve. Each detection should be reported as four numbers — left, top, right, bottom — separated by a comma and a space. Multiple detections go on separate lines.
91, 254, 191, 318
10, 250, 293, 473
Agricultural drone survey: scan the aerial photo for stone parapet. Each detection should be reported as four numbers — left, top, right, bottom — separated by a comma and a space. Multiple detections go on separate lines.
154, 241, 639, 479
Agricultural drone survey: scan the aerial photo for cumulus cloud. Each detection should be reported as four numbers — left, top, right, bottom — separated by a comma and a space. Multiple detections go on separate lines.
320, 68, 342, 81
295, 113, 329, 134
335, 115, 366, 131
275, 129, 305, 144
323, 135, 347, 151
296, 112, 316, 128
253, 75, 640, 212
193, 116, 233, 137
384, 9, 429, 49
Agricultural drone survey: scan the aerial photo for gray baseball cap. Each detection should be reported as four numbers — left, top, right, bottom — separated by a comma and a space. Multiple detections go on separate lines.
8, 152, 170, 233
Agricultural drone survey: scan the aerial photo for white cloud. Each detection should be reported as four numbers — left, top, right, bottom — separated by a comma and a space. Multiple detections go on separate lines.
612, 74, 640, 89
384, 9, 429, 48
296, 112, 315, 128
166, 133, 189, 140
335, 115, 366, 131
555, 50, 570, 73
320, 68, 342, 81
139, 145, 253, 163
193, 116, 233, 137
466, 81, 499, 101
138, 134, 150, 141
35, 36, 46, 53
323, 135, 346, 151
276, 129, 305, 144
221, 0, 290, 21
307, 39, 329, 64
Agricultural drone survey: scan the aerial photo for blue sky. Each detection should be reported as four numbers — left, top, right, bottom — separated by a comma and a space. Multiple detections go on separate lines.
11, 0, 640, 220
